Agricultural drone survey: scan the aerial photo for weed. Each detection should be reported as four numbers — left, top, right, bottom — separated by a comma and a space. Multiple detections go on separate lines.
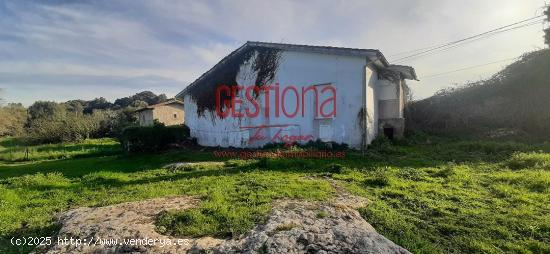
325, 163, 344, 174
506, 152, 550, 170
364, 169, 391, 187
316, 210, 329, 219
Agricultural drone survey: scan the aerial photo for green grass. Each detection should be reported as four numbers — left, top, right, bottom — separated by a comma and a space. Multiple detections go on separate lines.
316, 210, 330, 219
0, 137, 549, 253
0, 137, 121, 162
155, 167, 332, 238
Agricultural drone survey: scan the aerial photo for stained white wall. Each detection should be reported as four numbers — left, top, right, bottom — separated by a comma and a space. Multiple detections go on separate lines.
366, 65, 379, 144
378, 78, 404, 119
184, 50, 381, 149
378, 79, 398, 100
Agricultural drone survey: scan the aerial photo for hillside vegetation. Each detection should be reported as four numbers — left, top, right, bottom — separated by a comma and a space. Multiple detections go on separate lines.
0, 91, 168, 144
407, 49, 550, 139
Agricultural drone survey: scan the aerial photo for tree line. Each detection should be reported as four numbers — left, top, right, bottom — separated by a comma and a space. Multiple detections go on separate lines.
0, 91, 168, 144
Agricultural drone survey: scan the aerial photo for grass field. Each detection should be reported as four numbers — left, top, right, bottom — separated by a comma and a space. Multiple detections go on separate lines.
0, 137, 549, 253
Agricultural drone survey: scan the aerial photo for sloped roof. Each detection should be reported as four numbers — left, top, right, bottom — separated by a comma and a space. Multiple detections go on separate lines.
135, 99, 183, 112
247, 41, 388, 66
176, 41, 417, 98
388, 65, 418, 81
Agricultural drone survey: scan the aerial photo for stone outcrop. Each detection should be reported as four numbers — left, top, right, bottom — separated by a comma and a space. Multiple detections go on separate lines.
45, 195, 409, 254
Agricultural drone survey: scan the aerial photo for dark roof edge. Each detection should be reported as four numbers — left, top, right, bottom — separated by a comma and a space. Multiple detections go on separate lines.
135, 99, 184, 112
176, 42, 415, 97
388, 65, 419, 81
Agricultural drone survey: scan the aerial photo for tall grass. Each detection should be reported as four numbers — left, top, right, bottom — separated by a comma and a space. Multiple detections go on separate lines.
0, 138, 121, 162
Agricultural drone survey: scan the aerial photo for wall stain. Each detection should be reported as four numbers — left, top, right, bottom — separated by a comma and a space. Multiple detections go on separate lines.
185, 47, 281, 118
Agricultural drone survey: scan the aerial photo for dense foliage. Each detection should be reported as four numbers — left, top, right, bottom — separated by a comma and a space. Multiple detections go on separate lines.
0, 103, 27, 137
120, 122, 190, 153
406, 49, 550, 139
0, 91, 168, 144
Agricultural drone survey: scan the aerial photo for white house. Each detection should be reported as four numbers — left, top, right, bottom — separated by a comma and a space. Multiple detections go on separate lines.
176, 41, 417, 149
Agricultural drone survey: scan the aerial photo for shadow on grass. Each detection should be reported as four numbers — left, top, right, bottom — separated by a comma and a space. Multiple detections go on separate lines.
2, 139, 546, 186
0, 149, 222, 179
0, 141, 122, 163
0, 137, 28, 148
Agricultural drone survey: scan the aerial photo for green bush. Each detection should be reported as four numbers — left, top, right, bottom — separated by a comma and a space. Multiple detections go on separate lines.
120, 123, 190, 153
262, 139, 349, 151
325, 163, 345, 174
506, 152, 550, 170
364, 169, 391, 187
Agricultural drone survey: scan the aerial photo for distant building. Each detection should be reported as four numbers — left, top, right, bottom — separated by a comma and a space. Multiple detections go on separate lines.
136, 100, 184, 126
176, 41, 417, 149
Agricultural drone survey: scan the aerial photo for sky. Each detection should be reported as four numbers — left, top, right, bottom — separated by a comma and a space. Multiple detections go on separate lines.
0, 0, 548, 105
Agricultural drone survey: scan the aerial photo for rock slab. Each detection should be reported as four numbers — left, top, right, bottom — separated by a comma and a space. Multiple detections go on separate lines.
45, 195, 410, 254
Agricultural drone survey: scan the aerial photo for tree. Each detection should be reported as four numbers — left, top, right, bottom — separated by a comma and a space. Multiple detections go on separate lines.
131, 100, 148, 108
0, 103, 27, 137
65, 100, 86, 116
7, 91, 172, 142
155, 94, 168, 104
115, 91, 168, 108
84, 97, 113, 114
27, 101, 66, 121
132, 91, 158, 105
114, 96, 133, 108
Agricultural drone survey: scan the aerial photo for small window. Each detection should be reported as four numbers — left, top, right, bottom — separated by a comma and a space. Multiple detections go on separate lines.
173, 113, 178, 119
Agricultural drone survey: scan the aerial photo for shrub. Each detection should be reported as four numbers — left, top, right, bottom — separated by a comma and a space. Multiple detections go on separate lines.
405, 49, 550, 140
262, 139, 349, 151
120, 123, 190, 153
316, 210, 330, 219
433, 163, 457, 178
369, 135, 392, 149
0, 103, 27, 137
506, 152, 550, 170
325, 163, 345, 174
364, 169, 391, 187
25, 109, 113, 144
303, 139, 349, 150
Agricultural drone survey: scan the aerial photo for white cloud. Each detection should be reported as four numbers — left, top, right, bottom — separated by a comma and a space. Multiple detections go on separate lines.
0, 0, 547, 104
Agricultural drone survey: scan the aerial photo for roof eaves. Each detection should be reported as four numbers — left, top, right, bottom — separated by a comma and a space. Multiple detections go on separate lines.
176, 41, 409, 97
135, 99, 184, 113
246, 41, 382, 59
388, 65, 419, 81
